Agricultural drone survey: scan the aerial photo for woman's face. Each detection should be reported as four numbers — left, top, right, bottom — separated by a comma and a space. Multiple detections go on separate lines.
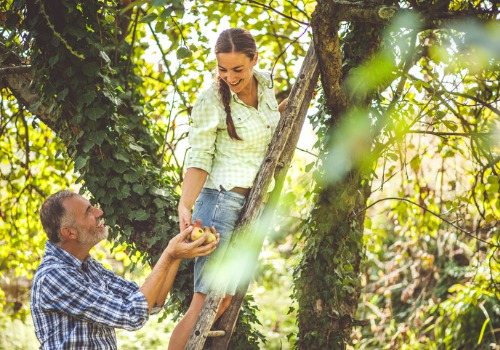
216, 51, 257, 94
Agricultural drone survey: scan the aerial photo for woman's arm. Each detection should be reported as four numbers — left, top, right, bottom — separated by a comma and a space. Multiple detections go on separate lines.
178, 167, 208, 231
278, 97, 288, 114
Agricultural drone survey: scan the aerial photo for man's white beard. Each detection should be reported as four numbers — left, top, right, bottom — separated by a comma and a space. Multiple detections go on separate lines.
78, 226, 109, 245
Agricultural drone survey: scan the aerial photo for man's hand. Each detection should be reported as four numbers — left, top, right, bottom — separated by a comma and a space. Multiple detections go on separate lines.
141, 226, 218, 311
166, 225, 219, 260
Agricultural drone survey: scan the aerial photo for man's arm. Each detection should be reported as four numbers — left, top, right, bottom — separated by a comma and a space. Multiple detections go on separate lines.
139, 225, 218, 312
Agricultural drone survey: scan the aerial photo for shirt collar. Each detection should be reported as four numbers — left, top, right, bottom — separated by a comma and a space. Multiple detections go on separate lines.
45, 241, 90, 269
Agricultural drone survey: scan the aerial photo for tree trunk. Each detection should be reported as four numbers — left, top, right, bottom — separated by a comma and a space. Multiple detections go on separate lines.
294, 1, 386, 348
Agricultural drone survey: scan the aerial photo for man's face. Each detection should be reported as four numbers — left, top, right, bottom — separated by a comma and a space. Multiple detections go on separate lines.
62, 195, 108, 246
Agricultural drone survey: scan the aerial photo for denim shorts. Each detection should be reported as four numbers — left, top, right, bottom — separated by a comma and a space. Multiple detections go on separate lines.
193, 187, 246, 295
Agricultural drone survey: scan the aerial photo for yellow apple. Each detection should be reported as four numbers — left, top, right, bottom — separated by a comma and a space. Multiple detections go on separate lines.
203, 226, 216, 245
190, 226, 205, 241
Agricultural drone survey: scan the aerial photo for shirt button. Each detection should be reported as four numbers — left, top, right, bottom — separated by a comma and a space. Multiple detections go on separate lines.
266, 125, 270, 128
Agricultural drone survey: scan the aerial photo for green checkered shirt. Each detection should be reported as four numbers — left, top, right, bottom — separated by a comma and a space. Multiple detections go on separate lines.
186, 70, 280, 192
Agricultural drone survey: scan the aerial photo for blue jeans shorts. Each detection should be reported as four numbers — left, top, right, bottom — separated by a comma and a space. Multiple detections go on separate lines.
193, 187, 246, 295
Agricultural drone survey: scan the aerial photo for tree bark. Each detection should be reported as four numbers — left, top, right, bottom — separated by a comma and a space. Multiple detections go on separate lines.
294, 1, 386, 348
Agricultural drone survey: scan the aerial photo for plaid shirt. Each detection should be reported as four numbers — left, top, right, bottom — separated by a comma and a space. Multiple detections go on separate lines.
186, 70, 281, 191
30, 241, 151, 349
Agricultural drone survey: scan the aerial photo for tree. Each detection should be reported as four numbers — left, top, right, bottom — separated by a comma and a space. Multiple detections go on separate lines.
1, 1, 499, 349
293, 0, 499, 348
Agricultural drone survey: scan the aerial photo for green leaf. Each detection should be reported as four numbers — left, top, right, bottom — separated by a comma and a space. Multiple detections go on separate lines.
29, 101, 43, 113
89, 130, 106, 146
386, 152, 398, 161
108, 177, 121, 189
82, 140, 95, 153
130, 209, 150, 221
74, 156, 88, 171
82, 62, 99, 76
114, 152, 130, 162
133, 184, 147, 195
139, 13, 158, 23
176, 47, 192, 60
85, 107, 106, 120
124, 171, 141, 183
129, 143, 145, 152
486, 175, 498, 184
305, 161, 315, 173
150, 187, 169, 197
58, 88, 69, 101
442, 120, 458, 131
159, 7, 174, 20
152, 0, 169, 5
155, 21, 165, 33
114, 162, 129, 173
79, 91, 96, 106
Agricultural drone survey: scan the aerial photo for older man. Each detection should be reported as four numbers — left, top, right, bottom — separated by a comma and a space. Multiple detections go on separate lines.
30, 190, 217, 349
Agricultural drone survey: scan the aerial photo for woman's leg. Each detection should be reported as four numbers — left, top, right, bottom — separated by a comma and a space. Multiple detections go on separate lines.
215, 295, 233, 321
168, 293, 234, 349
168, 293, 206, 350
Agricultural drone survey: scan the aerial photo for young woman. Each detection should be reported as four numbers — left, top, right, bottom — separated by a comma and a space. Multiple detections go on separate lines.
169, 28, 287, 349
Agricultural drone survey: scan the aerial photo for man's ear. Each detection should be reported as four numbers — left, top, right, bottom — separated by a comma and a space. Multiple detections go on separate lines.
60, 226, 77, 241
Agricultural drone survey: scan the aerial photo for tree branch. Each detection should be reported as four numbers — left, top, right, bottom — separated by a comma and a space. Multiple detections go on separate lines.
406, 130, 494, 137
213, 0, 309, 26
0, 65, 32, 77
360, 197, 499, 247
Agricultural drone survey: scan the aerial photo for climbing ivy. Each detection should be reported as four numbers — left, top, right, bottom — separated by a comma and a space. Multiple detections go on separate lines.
23, 0, 186, 316
3, 0, 311, 346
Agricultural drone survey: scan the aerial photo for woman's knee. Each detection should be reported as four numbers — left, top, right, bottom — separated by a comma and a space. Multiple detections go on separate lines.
187, 293, 207, 314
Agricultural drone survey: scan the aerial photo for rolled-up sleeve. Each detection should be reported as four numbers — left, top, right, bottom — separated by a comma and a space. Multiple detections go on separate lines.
185, 91, 222, 173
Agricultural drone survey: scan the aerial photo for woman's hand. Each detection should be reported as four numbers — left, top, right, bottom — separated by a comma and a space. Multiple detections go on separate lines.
178, 203, 192, 232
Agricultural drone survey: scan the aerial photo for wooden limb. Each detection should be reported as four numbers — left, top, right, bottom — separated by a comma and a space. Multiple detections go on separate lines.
185, 287, 225, 350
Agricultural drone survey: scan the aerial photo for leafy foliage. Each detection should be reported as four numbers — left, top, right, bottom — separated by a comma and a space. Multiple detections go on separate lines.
0, 94, 76, 317
1, 0, 311, 345
298, 5, 499, 349
1, 0, 499, 349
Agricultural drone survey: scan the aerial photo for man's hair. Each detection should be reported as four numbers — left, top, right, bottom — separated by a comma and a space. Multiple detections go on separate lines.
40, 190, 76, 243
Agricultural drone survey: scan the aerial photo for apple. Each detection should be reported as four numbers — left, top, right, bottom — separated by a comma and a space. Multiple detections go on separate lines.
190, 221, 204, 241
203, 226, 216, 245
189, 221, 216, 245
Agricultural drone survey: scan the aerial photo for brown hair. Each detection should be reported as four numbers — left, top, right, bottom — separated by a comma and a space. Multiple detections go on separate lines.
40, 190, 76, 243
215, 28, 257, 141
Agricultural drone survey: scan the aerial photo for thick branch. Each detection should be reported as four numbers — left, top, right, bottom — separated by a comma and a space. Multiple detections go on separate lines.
311, 1, 346, 116
0, 65, 32, 77
0, 44, 54, 127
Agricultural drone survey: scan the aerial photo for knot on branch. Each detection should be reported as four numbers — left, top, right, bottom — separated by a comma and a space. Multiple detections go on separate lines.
378, 6, 397, 19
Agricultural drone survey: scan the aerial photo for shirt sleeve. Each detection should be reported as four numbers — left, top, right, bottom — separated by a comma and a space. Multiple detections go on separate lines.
185, 90, 222, 173
37, 266, 149, 331
95, 261, 140, 297
94, 260, 163, 315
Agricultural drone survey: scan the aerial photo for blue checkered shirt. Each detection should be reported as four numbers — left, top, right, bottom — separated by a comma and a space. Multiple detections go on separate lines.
30, 241, 151, 349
